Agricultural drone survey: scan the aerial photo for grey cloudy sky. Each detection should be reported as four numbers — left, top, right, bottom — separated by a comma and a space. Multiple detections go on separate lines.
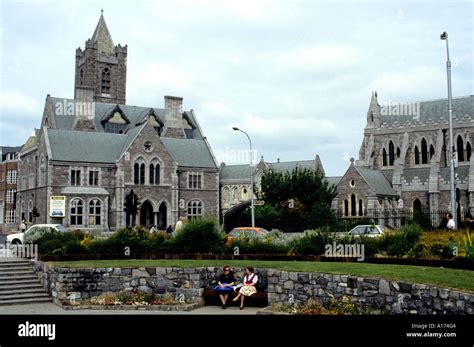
0, 0, 472, 176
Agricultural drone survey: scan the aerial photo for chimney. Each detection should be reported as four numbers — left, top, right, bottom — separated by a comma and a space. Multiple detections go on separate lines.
162, 96, 185, 138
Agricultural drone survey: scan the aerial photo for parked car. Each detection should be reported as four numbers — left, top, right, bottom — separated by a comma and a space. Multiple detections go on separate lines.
348, 225, 386, 238
225, 227, 269, 246
7, 224, 66, 245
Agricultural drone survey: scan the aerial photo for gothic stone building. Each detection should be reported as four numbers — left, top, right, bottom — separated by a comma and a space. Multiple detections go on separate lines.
333, 92, 474, 226
16, 14, 219, 232
219, 155, 340, 228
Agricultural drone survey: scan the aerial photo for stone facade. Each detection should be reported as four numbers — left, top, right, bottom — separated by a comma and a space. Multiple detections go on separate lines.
333, 92, 474, 226
15, 14, 219, 232
33, 262, 474, 314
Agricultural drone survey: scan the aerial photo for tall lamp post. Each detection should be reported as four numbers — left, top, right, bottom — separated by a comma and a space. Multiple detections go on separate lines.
232, 127, 255, 228
440, 31, 457, 229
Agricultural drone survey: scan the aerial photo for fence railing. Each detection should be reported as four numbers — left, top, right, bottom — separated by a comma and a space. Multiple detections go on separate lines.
335, 209, 451, 230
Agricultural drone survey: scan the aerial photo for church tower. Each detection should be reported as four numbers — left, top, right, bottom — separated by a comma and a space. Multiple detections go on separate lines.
74, 11, 127, 104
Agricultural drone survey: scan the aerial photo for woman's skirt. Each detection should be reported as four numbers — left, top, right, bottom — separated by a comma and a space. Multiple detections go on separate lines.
239, 285, 257, 297
214, 284, 234, 293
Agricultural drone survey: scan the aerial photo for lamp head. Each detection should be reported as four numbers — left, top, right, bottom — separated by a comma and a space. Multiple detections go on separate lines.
440, 32, 448, 40
232, 127, 239, 131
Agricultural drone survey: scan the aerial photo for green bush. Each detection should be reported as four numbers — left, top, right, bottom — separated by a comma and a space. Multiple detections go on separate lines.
24, 227, 58, 244
289, 229, 334, 255
36, 231, 86, 256
231, 232, 290, 254
170, 218, 225, 254
378, 223, 422, 257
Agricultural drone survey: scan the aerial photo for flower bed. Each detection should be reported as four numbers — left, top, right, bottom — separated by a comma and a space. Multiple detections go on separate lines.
261, 297, 382, 315
60, 292, 203, 311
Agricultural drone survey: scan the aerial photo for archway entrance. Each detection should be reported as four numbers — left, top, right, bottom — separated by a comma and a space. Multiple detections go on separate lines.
140, 200, 154, 229
413, 198, 422, 212
158, 202, 167, 230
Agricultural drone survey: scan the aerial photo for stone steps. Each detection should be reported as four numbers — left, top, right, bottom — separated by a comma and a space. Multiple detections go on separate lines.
0, 283, 44, 291
0, 258, 51, 305
0, 297, 52, 305
0, 288, 47, 296
0, 270, 36, 276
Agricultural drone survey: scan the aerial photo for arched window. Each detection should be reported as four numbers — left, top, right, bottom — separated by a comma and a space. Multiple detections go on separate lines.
88, 199, 101, 225
396, 147, 401, 158
351, 194, 356, 216
134, 163, 139, 184
149, 163, 160, 185
149, 164, 154, 185
467, 142, 472, 161
80, 69, 84, 85
414, 146, 420, 165
140, 164, 145, 185
382, 148, 387, 166
232, 187, 238, 200
421, 138, 428, 164
70, 199, 83, 225
358, 199, 363, 216
457, 135, 465, 162
344, 200, 349, 217
429, 145, 435, 160
241, 187, 248, 200
101, 68, 111, 93
389, 141, 395, 166
187, 200, 203, 220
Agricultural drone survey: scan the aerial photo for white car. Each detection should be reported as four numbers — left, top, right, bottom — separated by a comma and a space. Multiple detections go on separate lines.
7, 224, 65, 245
348, 225, 386, 238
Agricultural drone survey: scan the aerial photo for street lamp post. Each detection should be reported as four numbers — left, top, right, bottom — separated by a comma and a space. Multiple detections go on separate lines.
440, 31, 457, 229
232, 127, 255, 228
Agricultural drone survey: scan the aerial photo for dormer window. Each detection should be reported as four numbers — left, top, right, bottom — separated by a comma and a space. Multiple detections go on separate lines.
104, 111, 128, 134
148, 115, 162, 135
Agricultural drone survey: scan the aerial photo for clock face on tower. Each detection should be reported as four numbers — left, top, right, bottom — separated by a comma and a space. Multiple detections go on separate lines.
144, 141, 153, 153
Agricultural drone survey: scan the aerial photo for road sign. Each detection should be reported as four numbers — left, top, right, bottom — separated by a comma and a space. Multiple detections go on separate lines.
254, 200, 265, 206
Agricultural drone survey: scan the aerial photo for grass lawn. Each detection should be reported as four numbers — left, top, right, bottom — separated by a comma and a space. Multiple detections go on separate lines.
49, 259, 474, 293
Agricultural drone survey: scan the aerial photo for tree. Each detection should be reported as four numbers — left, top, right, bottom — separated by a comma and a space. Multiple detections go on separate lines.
257, 167, 337, 232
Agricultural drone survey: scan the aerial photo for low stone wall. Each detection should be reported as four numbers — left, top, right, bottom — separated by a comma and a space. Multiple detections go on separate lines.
32, 262, 473, 314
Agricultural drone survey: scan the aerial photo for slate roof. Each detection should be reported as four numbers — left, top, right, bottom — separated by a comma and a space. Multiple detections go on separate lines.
354, 166, 398, 196
46, 127, 217, 168
268, 160, 318, 173
47, 128, 127, 163
220, 164, 252, 180
160, 138, 217, 168
380, 95, 473, 126
326, 176, 342, 186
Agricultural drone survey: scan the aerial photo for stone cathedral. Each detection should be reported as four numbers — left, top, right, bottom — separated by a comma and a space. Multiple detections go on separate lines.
332, 92, 474, 225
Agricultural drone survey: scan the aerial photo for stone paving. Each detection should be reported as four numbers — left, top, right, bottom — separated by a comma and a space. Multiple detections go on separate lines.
0, 302, 261, 315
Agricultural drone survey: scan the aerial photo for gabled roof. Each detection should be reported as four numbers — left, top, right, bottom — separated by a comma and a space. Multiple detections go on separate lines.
354, 166, 398, 197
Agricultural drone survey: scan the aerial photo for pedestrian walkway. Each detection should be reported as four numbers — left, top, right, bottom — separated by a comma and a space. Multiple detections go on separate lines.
0, 302, 261, 315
